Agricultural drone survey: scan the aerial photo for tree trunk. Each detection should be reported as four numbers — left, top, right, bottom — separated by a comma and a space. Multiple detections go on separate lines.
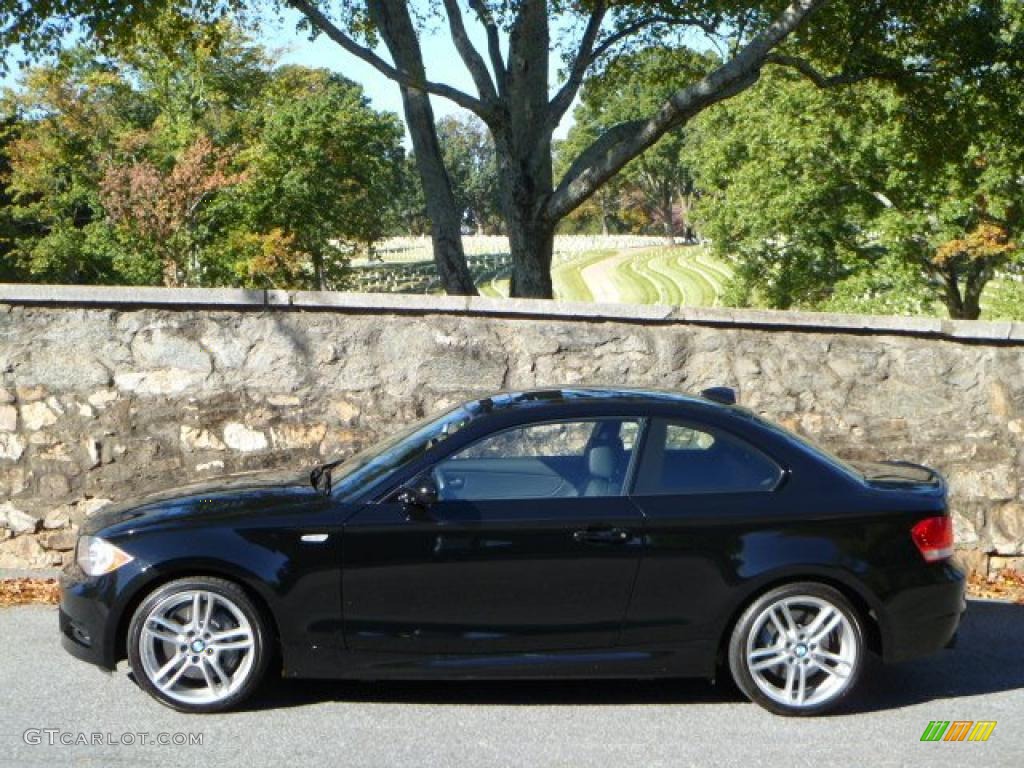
370, 0, 478, 296
312, 251, 325, 291
498, 0, 556, 299
507, 217, 555, 297
939, 266, 982, 320
678, 189, 695, 243
495, 128, 556, 299
401, 90, 478, 295
297, 0, 822, 299
961, 263, 988, 320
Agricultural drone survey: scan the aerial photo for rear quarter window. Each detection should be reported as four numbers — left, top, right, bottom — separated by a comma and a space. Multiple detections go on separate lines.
634, 419, 783, 496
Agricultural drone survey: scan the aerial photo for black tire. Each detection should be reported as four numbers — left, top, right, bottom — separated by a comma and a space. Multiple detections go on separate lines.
127, 576, 271, 713
728, 582, 865, 716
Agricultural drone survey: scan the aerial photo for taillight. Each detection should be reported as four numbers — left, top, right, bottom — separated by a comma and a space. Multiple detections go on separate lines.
911, 515, 954, 562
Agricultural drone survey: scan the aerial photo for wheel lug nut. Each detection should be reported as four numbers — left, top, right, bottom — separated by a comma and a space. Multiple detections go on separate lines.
206, 648, 213, 655
191, 655, 199, 663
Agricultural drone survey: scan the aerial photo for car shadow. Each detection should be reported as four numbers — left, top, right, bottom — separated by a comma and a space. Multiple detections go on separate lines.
241, 598, 1024, 713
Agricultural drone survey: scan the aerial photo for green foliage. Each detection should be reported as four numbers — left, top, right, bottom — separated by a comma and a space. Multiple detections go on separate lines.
560, 46, 717, 239
389, 154, 431, 237
686, 0, 1024, 321
1, 0, 1022, 311
239, 68, 405, 287
436, 115, 501, 235
821, 254, 938, 317
982, 277, 1024, 320
1, 22, 406, 288
685, 70, 874, 309
1, 52, 143, 282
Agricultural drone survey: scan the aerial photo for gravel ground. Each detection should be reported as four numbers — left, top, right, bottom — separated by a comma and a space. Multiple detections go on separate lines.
1, 599, 1022, 768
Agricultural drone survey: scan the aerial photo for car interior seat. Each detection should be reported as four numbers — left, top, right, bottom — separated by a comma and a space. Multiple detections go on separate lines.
581, 435, 625, 496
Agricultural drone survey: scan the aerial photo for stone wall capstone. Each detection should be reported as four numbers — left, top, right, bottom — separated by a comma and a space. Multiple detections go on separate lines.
1, 284, 1022, 575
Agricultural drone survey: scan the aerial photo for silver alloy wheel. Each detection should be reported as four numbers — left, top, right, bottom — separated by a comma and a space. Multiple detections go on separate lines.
137, 589, 255, 706
744, 594, 857, 709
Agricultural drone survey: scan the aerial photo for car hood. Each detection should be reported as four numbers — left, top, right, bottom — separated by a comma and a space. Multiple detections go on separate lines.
82, 468, 319, 535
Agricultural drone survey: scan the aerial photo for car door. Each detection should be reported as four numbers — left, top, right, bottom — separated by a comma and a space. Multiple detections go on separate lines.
622, 417, 785, 662
341, 417, 645, 655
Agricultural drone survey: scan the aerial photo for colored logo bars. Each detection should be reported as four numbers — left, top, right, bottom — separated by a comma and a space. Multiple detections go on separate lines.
920, 721, 997, 742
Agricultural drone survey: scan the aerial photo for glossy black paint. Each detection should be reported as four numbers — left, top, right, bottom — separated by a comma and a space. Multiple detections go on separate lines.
60, 387, 965, 683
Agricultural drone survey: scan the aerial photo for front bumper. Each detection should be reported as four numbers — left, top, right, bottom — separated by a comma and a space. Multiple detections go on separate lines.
881, 561, 966, 664
58, 558, 152, 671
59, 568, 119, 670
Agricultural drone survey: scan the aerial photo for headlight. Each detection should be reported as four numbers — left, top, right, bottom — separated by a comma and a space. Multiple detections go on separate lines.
76, 536, 134, 576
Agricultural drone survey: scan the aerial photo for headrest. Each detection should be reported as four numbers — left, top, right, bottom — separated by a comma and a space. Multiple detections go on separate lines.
588, 444, 617, 479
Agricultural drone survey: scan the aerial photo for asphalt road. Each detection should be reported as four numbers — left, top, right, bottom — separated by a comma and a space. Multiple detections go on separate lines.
1, 599, 1022, 768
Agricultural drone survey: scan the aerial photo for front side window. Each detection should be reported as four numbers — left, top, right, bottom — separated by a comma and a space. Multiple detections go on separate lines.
633, 419, 782, 496
433, 418, 639, 501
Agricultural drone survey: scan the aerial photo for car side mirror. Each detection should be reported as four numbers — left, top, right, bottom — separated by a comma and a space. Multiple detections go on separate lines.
396, 477, 439, 510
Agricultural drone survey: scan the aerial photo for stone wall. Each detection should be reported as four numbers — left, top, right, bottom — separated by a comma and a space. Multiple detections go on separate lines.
1, 284, 1022, 575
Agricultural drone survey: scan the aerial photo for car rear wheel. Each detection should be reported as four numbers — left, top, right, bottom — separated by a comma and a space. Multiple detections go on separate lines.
728, 582, 865, 716
128, 576, 270, 713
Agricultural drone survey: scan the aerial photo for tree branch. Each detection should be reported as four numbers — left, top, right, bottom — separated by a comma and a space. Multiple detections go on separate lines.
442, 0, 498, 102
468, 0, 507, 96
589, 15, 673, 63
545, 10, 725, 134
769, 52, 935, 88
547, 2, 608, 132
588, 13, 722, 63
546, 0, 826, 223
765, 53, 894, 87
288, 0, 487, 116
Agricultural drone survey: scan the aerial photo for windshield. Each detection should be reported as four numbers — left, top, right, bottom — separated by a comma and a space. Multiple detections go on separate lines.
327, 405, 475, 501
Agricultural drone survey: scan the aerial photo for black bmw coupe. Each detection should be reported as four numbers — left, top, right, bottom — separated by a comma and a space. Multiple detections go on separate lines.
60, 387, 964, 715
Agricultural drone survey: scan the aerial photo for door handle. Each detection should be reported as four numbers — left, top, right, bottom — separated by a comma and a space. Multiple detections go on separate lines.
573, 528, 631, 544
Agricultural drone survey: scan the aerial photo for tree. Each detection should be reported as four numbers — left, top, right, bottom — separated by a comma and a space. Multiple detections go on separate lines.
4, 0, 948, 297
554, 126, 626, 237
436, 115, 501, 235
100, 134, 243, 286
239, 69, 405, 289
687, 29, 1024, 321
564, 46, 716, 243
389, 154, 432, 238
0, 115, 34, 281
2, 51, 143, 283
2, 26, 409, 289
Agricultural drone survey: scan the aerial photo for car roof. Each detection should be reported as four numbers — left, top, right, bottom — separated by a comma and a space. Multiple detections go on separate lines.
462, 387, 730, 416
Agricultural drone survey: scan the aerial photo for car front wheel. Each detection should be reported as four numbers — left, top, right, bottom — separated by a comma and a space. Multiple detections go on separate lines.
728, 582, 865, 716
128, 576, 270, 713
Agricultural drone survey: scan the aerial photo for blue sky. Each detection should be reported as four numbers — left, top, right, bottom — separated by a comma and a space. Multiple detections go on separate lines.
1, 8, 579, 143
2, 9, 713, 144
264, 7, 578, 142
